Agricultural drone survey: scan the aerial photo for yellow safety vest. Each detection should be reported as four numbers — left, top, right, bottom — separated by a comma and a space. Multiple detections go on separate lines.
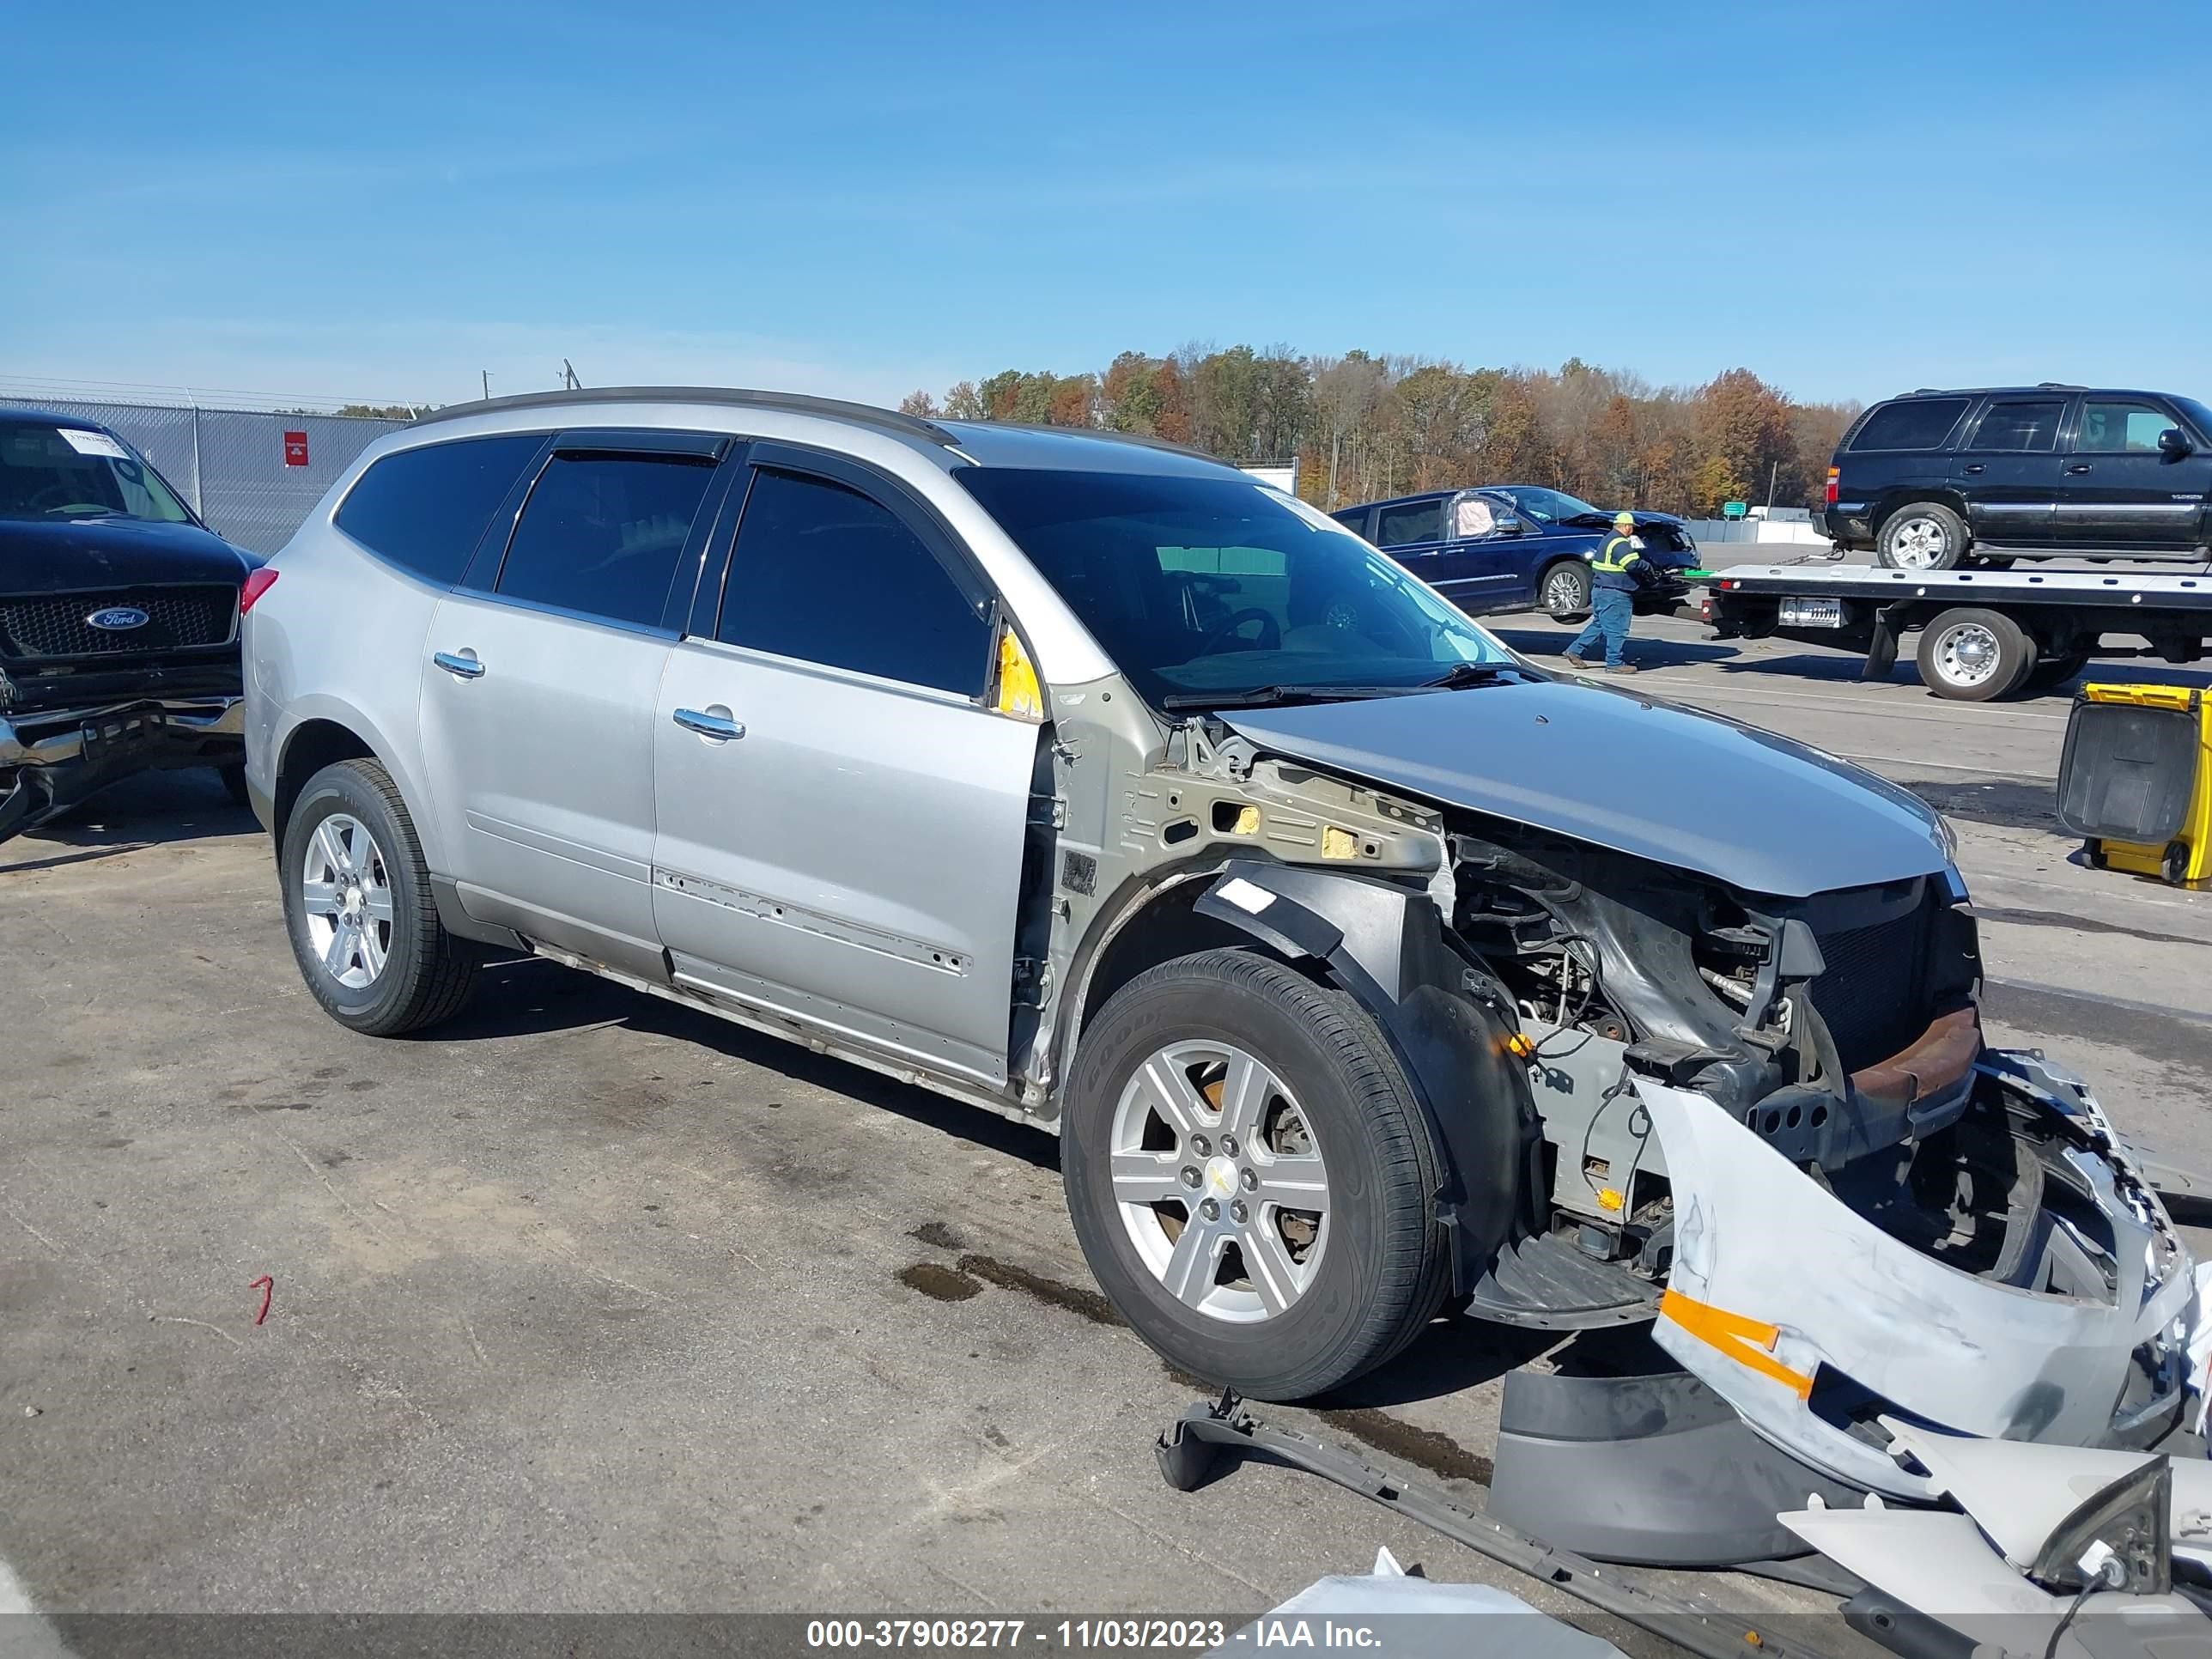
1589, 534, 1642, 573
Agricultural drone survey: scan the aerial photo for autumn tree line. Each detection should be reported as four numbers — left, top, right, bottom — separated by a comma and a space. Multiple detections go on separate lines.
898, 349, 1861, 515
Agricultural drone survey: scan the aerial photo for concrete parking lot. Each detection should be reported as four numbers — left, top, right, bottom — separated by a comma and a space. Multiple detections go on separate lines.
5, 612, 2210, 1647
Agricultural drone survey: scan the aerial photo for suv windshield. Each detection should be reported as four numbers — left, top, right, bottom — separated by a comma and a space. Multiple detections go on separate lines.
956, 467, 1515, 708
0, 422, 194, 524
1504, 486, 1602, 524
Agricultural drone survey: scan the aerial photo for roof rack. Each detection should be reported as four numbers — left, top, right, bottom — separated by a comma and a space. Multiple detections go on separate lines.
407, 386, 959, 447
2036, 381, 2087, 391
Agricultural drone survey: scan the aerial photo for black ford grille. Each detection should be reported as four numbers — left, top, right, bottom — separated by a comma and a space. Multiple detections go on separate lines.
0, 586, 236, 658
1809, 902, 1931, 1073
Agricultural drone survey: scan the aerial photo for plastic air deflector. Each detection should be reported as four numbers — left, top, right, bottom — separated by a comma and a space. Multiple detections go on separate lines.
1462, 1231, 1659, 1330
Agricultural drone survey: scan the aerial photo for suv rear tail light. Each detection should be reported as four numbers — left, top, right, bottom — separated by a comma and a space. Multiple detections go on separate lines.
240, 568, 279, 615
1824, 466, 1840, 506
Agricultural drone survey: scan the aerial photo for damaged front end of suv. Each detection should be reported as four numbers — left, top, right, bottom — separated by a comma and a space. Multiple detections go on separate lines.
1121, 679, 2197, 1525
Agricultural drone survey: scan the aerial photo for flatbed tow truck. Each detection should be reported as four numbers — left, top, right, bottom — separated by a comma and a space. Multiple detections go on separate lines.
1703, 561, 2212, 701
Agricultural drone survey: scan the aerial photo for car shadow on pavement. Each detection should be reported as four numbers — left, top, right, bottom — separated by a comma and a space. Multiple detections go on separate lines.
435, 956, 1060, 1172
2, 768, 257, 873
1316, 1311, 1559, 1409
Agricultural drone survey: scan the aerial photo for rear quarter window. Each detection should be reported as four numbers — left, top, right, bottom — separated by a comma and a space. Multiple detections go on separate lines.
334, 434, 546, 586
1848, 398, 1972, 453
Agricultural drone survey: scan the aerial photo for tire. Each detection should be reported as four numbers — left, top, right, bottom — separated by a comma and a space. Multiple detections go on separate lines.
217, 762, 251, 805
281, 758, 477, 1036
2021, 647, 2093, 695
1061, 948, 1449, 1400
1877, 503, 1968, 571
1916, 607, 2035, 702
1539, 559, 1591, 623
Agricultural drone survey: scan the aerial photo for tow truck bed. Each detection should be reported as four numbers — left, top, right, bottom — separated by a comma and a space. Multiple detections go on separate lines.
1706, 561, 2212, 700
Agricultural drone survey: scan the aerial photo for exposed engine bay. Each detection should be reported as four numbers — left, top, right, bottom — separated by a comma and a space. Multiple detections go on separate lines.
1141, 712, 2199, 1498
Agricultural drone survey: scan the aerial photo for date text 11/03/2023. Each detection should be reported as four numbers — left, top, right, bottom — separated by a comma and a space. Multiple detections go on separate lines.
804, 1620, 1385, 1650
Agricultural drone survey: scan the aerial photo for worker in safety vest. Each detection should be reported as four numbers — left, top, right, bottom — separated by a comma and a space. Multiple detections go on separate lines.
1564, 510, 1650, 674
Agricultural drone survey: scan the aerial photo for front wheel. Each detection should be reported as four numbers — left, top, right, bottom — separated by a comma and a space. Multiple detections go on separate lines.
281, 758, 477, 1035
1539, 559, 1592, 622
1061, 949, 1449, 1400
1877, 503, 1968, 571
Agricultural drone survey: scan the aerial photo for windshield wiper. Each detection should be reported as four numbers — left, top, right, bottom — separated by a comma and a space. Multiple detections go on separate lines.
1158, 684, 1406, 710
1419, 660, 1516, 689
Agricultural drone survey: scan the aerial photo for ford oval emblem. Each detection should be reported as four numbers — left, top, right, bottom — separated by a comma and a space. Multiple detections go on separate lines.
86, 606, 150, 631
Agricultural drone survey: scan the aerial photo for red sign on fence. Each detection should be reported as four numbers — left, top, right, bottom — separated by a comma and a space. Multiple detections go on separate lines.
283, 430, 309, 467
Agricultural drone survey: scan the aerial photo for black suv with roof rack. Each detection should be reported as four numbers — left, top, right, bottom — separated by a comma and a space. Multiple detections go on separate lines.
1822, 384, 2212, 570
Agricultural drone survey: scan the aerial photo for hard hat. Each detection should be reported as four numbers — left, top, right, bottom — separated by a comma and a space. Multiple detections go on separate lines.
1613, 510, 1636, 526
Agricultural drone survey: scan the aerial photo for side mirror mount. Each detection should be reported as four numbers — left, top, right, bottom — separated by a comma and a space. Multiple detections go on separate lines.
2157, 427, 2193, 461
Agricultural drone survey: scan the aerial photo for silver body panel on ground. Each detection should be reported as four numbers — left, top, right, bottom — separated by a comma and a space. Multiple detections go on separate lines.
1640, 1066, 2191, 1501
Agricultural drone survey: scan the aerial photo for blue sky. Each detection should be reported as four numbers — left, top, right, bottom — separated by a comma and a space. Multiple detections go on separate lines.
5, 1, 2207, 410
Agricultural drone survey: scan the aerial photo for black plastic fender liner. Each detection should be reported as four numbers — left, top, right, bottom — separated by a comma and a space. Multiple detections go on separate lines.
1192, 860, 1539, 1294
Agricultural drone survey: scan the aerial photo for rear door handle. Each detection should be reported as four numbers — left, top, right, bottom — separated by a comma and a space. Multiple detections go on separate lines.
433, 650, 485, 680
1961, 464, 1985, 474
2067, 463, 2093, 474
674, 707, 744, 742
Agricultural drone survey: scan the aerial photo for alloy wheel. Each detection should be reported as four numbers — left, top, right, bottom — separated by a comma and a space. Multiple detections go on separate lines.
299, 813, 394, 990
1109, 1040, 1329, 1323
1888, 516, 1950, 568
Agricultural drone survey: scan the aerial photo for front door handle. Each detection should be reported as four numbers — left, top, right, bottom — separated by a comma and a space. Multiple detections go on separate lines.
674, 707, 744, 742
433, 650, 485, 680
1961, 464, 1985, 475
2067, 463, 2093, 474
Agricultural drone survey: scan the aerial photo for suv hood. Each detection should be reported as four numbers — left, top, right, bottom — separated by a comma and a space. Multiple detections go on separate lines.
1224, 679, 1948, 898
0, 515, 256, 594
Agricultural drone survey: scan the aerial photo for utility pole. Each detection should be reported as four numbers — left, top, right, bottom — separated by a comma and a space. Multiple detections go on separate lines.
1766, 458, 1779, 509
481, 369, 490, 401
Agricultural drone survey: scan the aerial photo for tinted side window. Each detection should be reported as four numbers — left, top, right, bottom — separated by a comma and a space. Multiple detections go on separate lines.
1375, 500, 1445, 547
1330, 508, 1370, 538
1850, 398, 1971, 453
335, 435, 544, 585
1966, 399, 2064, 453
717, 469, 988, 696
495, 452, 716, 628
2075, 400, 2174, 453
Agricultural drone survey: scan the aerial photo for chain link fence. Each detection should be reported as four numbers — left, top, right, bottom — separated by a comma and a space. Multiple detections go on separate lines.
1, 393, 410, 556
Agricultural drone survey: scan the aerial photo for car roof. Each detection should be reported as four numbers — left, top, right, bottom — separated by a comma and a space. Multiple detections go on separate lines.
0, 405, 108, 431
1882, 385, 2170, 401
405, 386, 1247, 479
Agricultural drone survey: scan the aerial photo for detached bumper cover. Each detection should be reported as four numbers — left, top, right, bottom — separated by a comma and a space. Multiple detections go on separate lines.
1638, 1050, 2194, 1500
0, 696, 244, 842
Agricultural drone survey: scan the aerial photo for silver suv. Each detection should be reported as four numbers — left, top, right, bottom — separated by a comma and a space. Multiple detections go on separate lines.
245, 389, 2192, 1504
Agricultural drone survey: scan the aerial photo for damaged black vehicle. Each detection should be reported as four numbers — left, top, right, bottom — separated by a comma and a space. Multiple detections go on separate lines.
0, 410, 258, 845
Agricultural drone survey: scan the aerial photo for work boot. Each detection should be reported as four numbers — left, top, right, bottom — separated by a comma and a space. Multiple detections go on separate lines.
1606, 662, 1639, 674
1563, 654, 1591, 670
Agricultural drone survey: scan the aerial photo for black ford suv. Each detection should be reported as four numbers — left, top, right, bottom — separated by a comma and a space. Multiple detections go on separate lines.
0, 409, 258, 844
1824, 385, 2212, 569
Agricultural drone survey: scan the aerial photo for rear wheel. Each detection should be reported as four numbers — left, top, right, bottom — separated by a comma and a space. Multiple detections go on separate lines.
1878, 503, 1968, 571
281, 758, 477, 1036
2021, 647, 2093, 695
1540, 559, 1591, 622
1061, 949, 1449, 1400
1916, 607, 2035, 702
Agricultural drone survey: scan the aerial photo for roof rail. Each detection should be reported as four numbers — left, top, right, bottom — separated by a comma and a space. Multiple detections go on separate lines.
2036, 381, 2087, 392
406, 386, 959, 447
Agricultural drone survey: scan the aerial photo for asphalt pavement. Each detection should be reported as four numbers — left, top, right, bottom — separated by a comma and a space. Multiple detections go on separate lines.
4, 596, 2209, 1650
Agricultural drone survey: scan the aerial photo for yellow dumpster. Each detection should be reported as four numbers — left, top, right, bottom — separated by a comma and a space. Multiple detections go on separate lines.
2057, 683, 2212, 886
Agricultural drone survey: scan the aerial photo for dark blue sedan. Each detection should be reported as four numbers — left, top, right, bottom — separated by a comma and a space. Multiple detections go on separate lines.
1331, 485, 1697, 622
